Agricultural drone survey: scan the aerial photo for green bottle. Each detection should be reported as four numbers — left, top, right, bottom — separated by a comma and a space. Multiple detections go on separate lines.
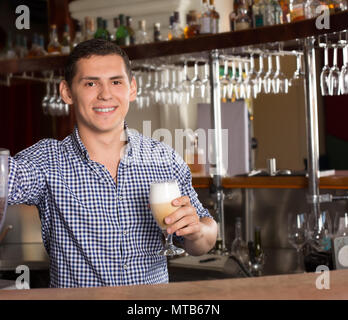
116, 14, 130, 46
94, 17, 109, 40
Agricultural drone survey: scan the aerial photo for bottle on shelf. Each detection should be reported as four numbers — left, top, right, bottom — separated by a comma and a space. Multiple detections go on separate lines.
116, 14, 130, 46
184, 10, 201, 39
209, 0, 220, 34
167, 15, 174, 41
254, 226, 263, 259
135, 20, 149, 44
272, 0, 284, 25
84, 17, 95, 40
235, 0, 252, 31
185, 134, 205, 176
252, 0, 266, 27
47, 24, 61, 55
72, 20, 83, 47
304, 0, 324, 18
153, 22, 162, 42
94, 17, 110, 40
2, 32, 17, 60
27, 33, 39, 58
112, 17, 120, 42
172, 11, 184, 39
61, 24, 72, 54
289, 0, 305, 21
126, 16, 136, 45
37, 35, 48, 56
200, 0, 211, 34
279, 0, 291, 23
231, 217, 249, 265
229, 0, 240, 31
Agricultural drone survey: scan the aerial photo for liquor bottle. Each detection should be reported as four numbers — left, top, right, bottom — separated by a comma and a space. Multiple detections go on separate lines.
47, 24, 61, 55
167, 15, 174, 41
84, 17, 95, 40
304, 0, 324, 18
235, 0, 252, 30
279, 0, 291, 23
17, 35, 28, 58
254, 226, 263, 259
184, 10, 201, 39
112, 17, 120, 42
72, 21, 83, 47
272, 0, 284, 24
94, 17, 109, 40
126, 16, 135, 45
252, 0, 265, 27
135, 20, 149, 44
61, 24, 72, 54
27, 33, 39, 58
289, 0, 305, 21
172, 11, 184, 39
116, 14, 130, 46
231, 217, 249, 265
153, 22, 162, 42
37, 35, 48, 56
200, 0, 211, 34
229, 0, 240, 31
209, 0, 220, 34
3, 32, 17, 59
185, 134, 205, 176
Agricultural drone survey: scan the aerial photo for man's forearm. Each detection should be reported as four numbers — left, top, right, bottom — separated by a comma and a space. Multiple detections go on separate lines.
183, 217, 218, 256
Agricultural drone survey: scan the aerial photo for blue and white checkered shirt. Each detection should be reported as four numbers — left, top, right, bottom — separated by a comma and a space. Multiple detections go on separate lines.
8, 125, 212, 288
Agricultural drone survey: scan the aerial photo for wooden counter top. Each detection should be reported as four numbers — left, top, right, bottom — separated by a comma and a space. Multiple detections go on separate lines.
1, 269, 347, 300
193, 171, 348, 189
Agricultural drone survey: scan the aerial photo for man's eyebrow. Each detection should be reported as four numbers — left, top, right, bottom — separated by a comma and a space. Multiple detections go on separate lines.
78, 75, 125, 82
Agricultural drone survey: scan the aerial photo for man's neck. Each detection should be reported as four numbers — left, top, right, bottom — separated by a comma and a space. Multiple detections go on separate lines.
78, 123, 127, 163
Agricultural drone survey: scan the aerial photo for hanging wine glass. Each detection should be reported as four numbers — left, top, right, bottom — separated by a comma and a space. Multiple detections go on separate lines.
328, 44, 340, 96
319, 34, 331, 96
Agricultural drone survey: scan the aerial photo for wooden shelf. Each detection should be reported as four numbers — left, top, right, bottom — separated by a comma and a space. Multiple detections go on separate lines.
192, 171, 348, 189
0, 11, 347, 75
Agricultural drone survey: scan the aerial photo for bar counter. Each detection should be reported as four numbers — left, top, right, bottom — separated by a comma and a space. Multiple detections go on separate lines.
1, 269, 347, 300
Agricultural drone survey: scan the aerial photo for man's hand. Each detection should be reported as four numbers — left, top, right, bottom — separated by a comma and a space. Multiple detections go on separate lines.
164, 195, 202, 241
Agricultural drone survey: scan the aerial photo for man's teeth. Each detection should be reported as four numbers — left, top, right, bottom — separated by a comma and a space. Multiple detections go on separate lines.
94, 107, 116, 112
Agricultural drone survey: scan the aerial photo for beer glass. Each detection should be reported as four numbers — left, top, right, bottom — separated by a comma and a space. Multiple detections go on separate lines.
0, 149, 9, 232
149, 180, 185, 256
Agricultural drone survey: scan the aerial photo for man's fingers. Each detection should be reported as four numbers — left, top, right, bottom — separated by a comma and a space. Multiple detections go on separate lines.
172, 195, 190, 207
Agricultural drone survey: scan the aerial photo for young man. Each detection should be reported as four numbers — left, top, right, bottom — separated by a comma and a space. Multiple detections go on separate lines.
8, 39, 217, 288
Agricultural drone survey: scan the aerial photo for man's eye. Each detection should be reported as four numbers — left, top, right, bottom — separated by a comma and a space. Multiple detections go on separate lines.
112, 80, 121, 85
85, 82, 95, 87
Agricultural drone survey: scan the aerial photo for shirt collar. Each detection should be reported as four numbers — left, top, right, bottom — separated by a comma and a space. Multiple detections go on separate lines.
71, 122, 134, 162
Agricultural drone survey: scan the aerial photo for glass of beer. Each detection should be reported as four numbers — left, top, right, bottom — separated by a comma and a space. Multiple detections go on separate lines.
149, 180, 185, 256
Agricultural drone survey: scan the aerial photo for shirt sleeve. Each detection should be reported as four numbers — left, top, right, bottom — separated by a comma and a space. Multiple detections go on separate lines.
8, 140, 48, 207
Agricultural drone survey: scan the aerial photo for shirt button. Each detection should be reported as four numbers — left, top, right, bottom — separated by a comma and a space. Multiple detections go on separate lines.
123, 230, 127, 236
118, 196, 123, 201
124, 264, 128, 270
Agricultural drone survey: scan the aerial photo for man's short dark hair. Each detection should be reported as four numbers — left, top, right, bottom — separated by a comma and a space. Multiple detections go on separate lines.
64, 38, 133, 87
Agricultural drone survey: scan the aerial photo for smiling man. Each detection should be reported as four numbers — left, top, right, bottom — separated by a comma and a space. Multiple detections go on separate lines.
7, 39, 217, 288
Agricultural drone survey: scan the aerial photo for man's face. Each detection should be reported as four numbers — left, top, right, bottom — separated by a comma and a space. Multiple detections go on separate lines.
61, 54, 137, 134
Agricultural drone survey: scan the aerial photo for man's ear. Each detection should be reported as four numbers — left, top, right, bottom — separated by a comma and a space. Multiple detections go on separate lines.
60, 80, 73, 105
129, 76, 137, 102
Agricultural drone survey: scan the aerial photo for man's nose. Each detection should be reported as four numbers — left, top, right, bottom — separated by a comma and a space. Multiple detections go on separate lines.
97, 84, 112, 100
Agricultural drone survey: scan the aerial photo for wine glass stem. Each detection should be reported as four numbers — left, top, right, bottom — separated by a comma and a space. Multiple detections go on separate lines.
163, 230, 173, 247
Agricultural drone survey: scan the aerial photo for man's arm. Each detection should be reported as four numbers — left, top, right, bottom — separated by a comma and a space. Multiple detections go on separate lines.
8, 141, 48, 206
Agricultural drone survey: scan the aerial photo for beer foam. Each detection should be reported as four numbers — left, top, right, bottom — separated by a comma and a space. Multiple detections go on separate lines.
149, 180, 181, 204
